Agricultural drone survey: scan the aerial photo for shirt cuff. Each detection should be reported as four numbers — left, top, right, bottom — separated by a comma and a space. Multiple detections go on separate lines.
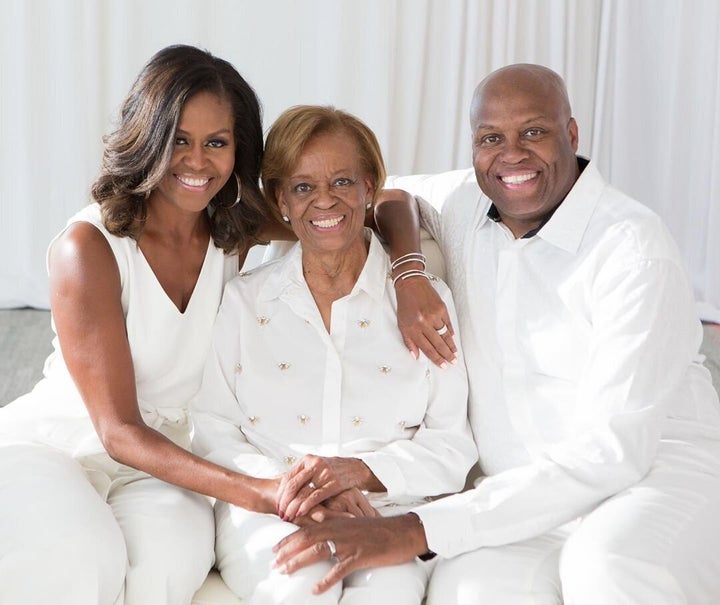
205, 450, 284, 479
412, 490, 479, 558
357, 452, 406, 497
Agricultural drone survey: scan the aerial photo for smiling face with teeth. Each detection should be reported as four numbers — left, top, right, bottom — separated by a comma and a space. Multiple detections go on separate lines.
149, 91, 236, 215
278, 130, 374, 260
470, 64, 580, 238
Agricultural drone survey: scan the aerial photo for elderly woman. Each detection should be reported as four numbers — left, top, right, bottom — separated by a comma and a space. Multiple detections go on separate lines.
190, 105, 476, 605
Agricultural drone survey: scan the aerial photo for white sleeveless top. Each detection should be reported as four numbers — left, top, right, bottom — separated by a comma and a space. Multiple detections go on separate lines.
0, 204, 238, 456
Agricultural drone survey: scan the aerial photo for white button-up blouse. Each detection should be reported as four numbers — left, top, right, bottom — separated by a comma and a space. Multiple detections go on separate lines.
191, 230, 476, 504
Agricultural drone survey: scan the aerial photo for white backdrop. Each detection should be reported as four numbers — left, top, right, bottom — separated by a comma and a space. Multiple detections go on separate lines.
1, 0, 718, 319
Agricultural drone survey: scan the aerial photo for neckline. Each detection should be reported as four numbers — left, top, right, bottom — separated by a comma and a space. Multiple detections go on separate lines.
135, 237, 214, 315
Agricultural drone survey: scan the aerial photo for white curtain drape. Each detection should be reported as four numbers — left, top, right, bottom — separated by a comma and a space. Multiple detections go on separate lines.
1, 0, 718, 318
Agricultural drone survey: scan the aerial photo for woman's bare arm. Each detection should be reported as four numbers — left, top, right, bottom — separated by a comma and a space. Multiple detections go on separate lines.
48, 222, 277, 512
372, 189, 457, 366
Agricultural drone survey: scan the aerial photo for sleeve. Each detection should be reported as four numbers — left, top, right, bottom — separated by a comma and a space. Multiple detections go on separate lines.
358, 283, 477, 498
385, 168, 477, 248
190, 282, 286, 479
414, 246, 704, 557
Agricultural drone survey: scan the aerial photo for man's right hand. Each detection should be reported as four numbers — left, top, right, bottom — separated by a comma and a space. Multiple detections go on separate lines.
272, 514, 428, 595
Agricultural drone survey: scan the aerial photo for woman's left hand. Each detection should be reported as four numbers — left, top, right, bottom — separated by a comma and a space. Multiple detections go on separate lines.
293, 487, 380, 526
276, 455, 382, 521
395, 275, 457, 367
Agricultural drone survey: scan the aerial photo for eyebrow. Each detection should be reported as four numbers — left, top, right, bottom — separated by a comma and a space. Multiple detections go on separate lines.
175, 128, 233, 137
475, 115, 551, 131
288, 169, 357, 180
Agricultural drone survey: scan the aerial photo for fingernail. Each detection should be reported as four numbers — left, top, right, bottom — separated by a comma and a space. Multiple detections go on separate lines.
440, 361, 448, 369
410, 350, 418, 360
451, 358, 458, 365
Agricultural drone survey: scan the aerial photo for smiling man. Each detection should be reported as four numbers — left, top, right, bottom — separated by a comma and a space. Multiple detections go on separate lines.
273, 64, 720, 605
469, 65, 580, 238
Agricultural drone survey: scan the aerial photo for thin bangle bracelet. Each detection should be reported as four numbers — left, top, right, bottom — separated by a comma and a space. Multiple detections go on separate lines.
392, 269, 430, 287
391, 252, 426, 271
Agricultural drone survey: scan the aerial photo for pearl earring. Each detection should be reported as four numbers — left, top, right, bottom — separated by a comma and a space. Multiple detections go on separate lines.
282, 216, 290, 222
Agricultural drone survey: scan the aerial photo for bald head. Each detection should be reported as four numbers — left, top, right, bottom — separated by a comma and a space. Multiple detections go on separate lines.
470, 64, 572, 131
468, 63, 580, 239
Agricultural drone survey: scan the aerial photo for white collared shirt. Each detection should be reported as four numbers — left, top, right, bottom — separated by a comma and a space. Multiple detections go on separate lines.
390, 161, 720, 556
191, 230, 476, 504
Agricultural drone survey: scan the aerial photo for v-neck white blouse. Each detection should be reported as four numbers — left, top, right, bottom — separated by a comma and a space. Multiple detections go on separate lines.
0, 204, 239, 456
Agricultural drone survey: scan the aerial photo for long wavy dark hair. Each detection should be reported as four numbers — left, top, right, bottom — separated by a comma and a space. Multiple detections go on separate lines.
91, 44, 273, 253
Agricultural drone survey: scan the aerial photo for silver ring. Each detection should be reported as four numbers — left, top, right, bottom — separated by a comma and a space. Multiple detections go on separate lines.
436, 324, 448, 336
308, 481, 316, 490
325, 539, 337, 559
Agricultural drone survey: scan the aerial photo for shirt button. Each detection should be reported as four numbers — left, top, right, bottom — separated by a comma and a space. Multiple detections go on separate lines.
234, 363, 243, 375
257, 316, 270, 326
284, 455, 296, 466
358, 319, 370, 328
397, 420, 406, 429
298, 414, 310, 425
278, 362, 291, 371
379, 365, 391, 374
351, 416, 363, 427
248, 416, 258, 425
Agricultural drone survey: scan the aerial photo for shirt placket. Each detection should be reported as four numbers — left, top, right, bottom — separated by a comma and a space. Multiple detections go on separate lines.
495, 236, 544, 455
314, 295, 348, 456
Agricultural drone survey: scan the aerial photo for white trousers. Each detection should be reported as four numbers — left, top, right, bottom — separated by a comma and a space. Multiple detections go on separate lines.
426, 435, 720, 605
215, 501, 432, 605
0, 443, 215, 605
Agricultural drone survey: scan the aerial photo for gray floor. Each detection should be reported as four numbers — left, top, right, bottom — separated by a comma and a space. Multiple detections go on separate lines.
1, 308, 54, 405
2, 308, 720, 408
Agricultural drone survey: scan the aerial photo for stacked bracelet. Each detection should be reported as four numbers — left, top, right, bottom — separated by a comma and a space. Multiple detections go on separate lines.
391, 252, 426, 272
392, 269, 430, 287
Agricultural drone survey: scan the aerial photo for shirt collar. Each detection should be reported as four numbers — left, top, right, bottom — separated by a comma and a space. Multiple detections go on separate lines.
484, 157, 603, 254
535, 157, 603, 254
259, 228, 389, 303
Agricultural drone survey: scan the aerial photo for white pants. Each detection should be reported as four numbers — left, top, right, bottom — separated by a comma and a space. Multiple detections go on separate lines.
215, 501, 432, 605
0, 443, 215, 605
426, 436, 720, 605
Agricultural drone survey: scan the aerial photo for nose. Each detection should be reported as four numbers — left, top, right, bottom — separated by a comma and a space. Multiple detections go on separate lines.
184, 143, 208, 170
498, 136, 530, 164
313, 183, 337, 208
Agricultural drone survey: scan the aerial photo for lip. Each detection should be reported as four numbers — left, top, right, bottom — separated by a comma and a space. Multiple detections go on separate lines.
309, 215, 345, 230
494, 171, 541, 191
175, 173, 212, 190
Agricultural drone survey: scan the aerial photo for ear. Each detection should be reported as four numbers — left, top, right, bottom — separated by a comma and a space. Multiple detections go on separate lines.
277, 188, 289, 219
567, 117, 579, 152
363, 178, 375, 201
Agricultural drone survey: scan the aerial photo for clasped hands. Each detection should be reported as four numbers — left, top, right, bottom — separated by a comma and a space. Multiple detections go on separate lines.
275, 454, 381, 525
268, 454, 425, 595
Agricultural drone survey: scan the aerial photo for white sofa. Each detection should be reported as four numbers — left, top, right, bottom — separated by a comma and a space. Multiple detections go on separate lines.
192, 571, 241, 605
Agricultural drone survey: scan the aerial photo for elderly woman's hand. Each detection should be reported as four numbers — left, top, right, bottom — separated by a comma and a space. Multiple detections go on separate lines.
293, 487, 380, 527
394, 275, 457, 367
276, 455, 384, 521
